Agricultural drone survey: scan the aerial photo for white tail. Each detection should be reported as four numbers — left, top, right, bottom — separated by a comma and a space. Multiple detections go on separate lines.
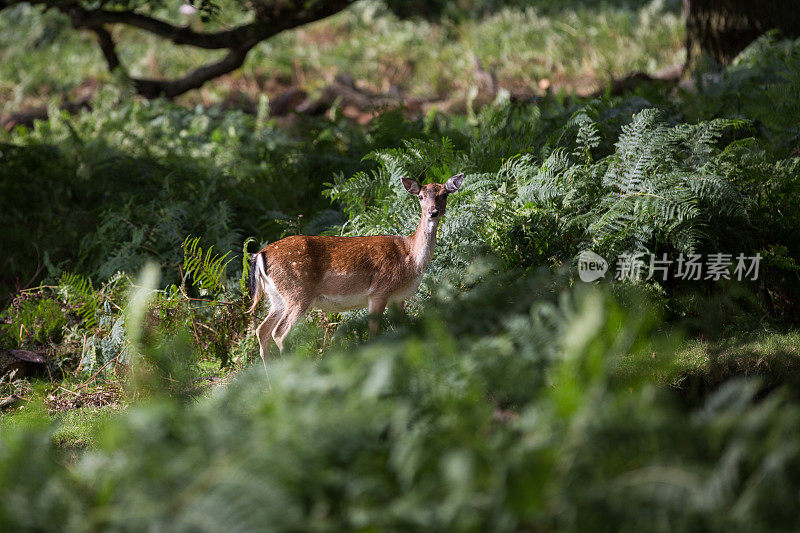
248, 173, 464, 361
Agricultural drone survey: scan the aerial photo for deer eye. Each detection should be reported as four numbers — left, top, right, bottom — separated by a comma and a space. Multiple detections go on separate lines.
418, 195, 423, 199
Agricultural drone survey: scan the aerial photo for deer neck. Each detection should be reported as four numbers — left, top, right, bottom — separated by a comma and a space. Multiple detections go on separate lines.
409, 215, 441, 271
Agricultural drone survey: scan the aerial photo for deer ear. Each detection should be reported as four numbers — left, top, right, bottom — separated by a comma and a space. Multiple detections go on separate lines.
401, 177, 421, 195
444, 172, 464, 193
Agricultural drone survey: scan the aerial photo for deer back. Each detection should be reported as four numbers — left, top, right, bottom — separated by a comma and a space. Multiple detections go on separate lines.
261, 234, 421, 302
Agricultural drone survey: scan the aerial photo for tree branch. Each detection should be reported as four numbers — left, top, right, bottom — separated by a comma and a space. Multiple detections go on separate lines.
131, 44, 254, 98
89, 25, 120, 71
85, 17, 244, 98
63, 0, 357, 50
65, 5, 265, 50
2, 0, 357, 99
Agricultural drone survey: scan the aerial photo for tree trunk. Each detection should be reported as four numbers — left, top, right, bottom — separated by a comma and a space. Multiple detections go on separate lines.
684, 0, 800, 69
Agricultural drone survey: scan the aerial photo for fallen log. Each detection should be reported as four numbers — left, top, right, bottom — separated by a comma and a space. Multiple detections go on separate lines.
1, 95, 92, 132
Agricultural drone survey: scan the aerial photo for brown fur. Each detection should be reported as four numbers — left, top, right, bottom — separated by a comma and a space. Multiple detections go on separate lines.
250, 174, 463, 361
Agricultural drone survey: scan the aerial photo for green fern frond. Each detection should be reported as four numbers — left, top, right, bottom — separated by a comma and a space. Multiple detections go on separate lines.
182, 236, 233, 295
587, 110, 746, 255
58, 272, 102, 328
240, 237, 257, 297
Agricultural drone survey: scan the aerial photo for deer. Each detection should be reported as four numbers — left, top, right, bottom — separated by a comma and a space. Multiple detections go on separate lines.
247, 172, 464, 363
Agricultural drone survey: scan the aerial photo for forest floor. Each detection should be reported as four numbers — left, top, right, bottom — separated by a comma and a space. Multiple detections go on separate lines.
0, 355, 237, 447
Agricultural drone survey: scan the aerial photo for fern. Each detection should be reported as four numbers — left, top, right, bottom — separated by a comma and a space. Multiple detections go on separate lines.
588, 110, 746, 255
564, 107, 602, 164
755, 47, 800, 155
182, 236, 233, 295
325, 169, 391, 220
80, 315, 130, 372
58, 272, 102, 328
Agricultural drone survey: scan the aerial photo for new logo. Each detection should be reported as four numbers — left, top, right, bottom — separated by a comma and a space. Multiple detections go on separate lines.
578, 250, 608, 282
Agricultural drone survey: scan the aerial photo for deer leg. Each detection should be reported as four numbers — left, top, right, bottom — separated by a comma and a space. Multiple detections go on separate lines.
256, 306, 282, 361
255, 277, 285, 374
368, 296, 388, 336
272, 299, 311, 353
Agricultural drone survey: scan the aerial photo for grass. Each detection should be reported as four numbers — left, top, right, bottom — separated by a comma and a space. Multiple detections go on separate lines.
51, 407, 119, 448
612, 329, 800, 403
674, 330, 800, 383
0, 0, 684, 109
0, 377, 121, 448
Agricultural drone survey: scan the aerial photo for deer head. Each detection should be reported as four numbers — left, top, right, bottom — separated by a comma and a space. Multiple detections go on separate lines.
401, 172, 464, 220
